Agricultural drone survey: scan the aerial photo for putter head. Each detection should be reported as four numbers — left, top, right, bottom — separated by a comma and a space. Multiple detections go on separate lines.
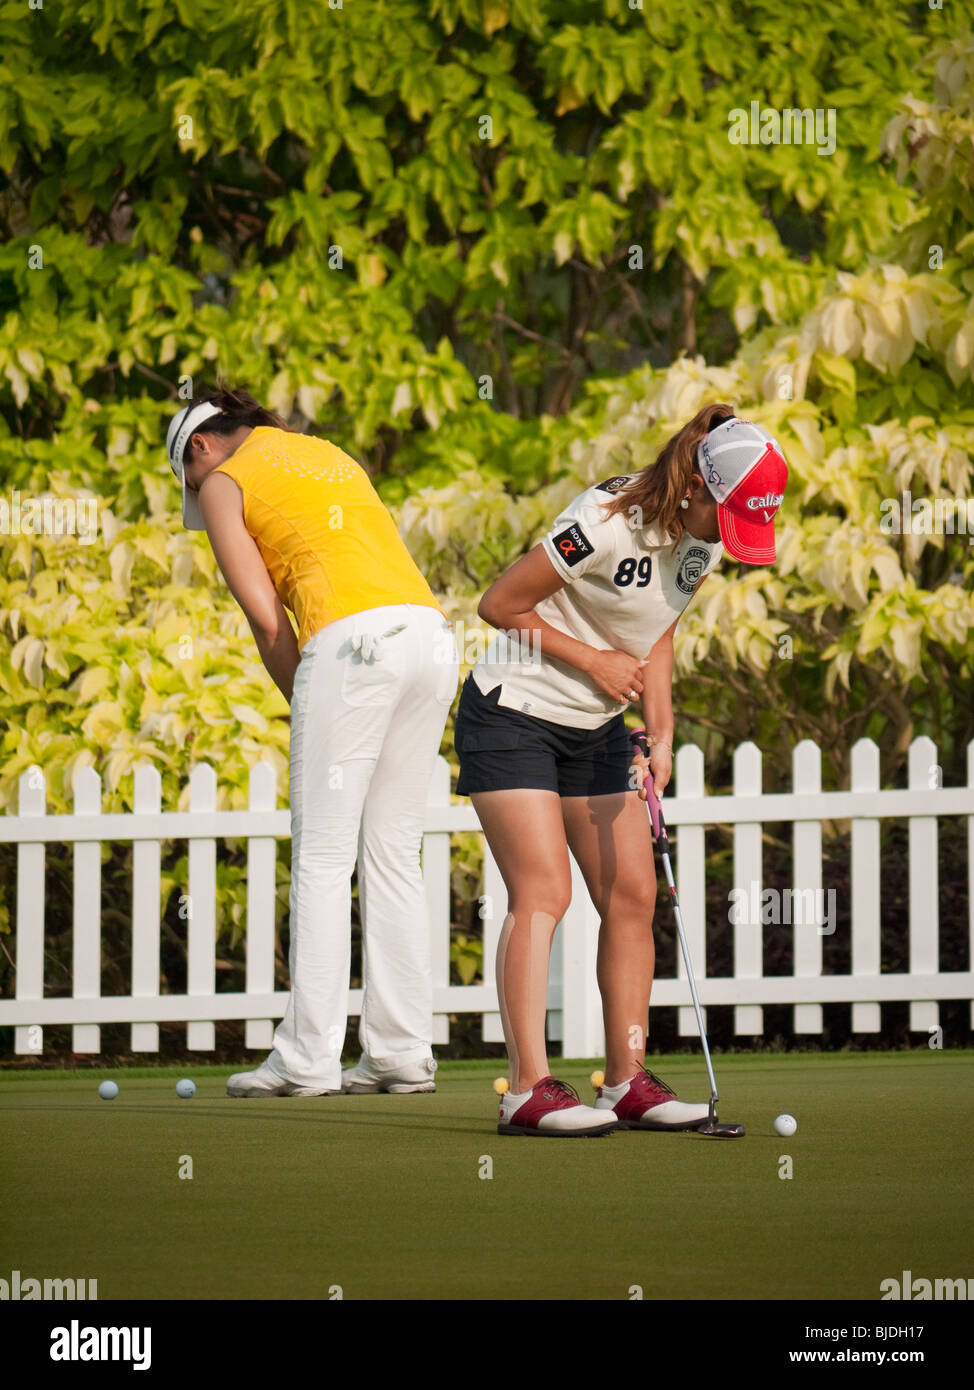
696, 1099, 745, 1138
697, 1120, 746, 1138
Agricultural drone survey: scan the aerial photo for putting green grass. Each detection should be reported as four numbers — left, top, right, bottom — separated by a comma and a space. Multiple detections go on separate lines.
1, 1053, 972, 1301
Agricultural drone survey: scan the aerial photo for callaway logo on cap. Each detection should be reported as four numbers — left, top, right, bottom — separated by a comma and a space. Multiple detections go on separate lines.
697, 418, 788, 564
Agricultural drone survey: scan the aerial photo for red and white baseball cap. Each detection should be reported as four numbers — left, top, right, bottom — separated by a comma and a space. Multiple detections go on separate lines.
696, 418, 788, 564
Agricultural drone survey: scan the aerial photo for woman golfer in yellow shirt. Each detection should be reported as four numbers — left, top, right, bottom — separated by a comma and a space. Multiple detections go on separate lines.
167, 388, 458, 1096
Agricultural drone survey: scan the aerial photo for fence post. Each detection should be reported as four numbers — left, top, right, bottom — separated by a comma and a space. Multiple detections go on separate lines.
15, 766, 45, 1056
675, 744, 706, 1039
72, 766, 102, 1054
969, 740, 974, 1031
131, 764, 162, 1052
793, 740, 823, 1034
851, 739, 881, 1033
555, 856, 605, 1058
908, 737, 939, 1035
733, 743, 763, 1036
245, 762, 278, 1050
423, 755, 451, 1045
187, 764, 217, 1051
481, 847, 506, 1044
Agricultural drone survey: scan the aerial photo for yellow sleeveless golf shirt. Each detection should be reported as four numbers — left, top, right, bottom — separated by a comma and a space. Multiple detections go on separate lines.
213, 427, 442, 651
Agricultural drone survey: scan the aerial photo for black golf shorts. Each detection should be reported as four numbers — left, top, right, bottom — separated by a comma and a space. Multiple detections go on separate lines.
454, 676, 633, 798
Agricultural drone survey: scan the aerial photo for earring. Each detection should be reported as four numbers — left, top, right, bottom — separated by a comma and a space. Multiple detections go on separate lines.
680, 497, 690, 509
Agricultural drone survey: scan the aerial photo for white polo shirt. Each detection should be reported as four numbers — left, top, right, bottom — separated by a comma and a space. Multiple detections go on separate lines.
471, 476, 723, 728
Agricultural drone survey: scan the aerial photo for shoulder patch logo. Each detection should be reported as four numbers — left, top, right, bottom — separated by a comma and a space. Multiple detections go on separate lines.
595, 476, 631, 494
552, 523, 595, 567
676, 545, 712, 595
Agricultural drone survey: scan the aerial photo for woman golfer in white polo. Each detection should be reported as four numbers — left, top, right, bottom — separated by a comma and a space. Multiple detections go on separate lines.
167, 388, 458, 1096
456, 404, 788, 1135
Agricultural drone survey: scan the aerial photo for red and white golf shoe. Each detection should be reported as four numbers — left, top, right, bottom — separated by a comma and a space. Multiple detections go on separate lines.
594, 1062, 710, 1130
498, 1076, 618, 1137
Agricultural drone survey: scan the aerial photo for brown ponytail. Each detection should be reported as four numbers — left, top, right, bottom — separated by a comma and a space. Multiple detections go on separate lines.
604, 402, 737, 539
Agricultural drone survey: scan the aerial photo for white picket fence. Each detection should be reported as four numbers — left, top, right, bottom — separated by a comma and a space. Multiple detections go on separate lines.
1, 736, 972, 1057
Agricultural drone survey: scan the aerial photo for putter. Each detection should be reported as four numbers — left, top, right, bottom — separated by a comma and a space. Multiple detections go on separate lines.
631, 729, 745, 1138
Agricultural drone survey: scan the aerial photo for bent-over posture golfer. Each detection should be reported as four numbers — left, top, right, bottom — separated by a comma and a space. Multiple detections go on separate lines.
167, 389, 458, 1096
456, 405, 788, 1135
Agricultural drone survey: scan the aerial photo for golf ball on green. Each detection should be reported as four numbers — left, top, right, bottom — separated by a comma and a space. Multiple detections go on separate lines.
98, 1080, 118, 1100
176, 1078, 196, 1099
774, 1113, 797, 1137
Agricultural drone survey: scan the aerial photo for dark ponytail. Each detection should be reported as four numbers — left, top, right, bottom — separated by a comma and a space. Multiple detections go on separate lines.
186, 387, 290, 453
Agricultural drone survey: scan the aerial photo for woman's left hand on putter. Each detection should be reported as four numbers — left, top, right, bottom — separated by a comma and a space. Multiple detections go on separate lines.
648, 743, 672, 799
632, 743, 671, 800
630, 746, 651, 801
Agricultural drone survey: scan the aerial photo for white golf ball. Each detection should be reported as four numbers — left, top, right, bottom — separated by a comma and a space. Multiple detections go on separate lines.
774, 1113, 797, 1137
98, 1080, 118, 1100
176, 1078, 196, 1099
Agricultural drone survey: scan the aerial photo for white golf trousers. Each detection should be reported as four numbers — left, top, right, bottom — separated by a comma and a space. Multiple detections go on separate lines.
265, 603, 458, 1088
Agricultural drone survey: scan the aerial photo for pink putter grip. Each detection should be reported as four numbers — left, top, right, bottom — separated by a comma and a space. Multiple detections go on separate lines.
630, 727, 664, 840
644, 778, 664, 840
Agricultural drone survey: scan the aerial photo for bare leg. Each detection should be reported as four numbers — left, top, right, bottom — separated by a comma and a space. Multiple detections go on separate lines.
471, 790, 572, 1094
561, 793, 657, 1086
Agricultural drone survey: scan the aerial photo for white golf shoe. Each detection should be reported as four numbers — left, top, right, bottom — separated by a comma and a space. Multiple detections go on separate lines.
341, 1054, 438, 1094
226, 1062, 340, 1098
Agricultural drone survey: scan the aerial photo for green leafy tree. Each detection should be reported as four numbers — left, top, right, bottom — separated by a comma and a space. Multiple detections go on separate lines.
0, 7, 971, 997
